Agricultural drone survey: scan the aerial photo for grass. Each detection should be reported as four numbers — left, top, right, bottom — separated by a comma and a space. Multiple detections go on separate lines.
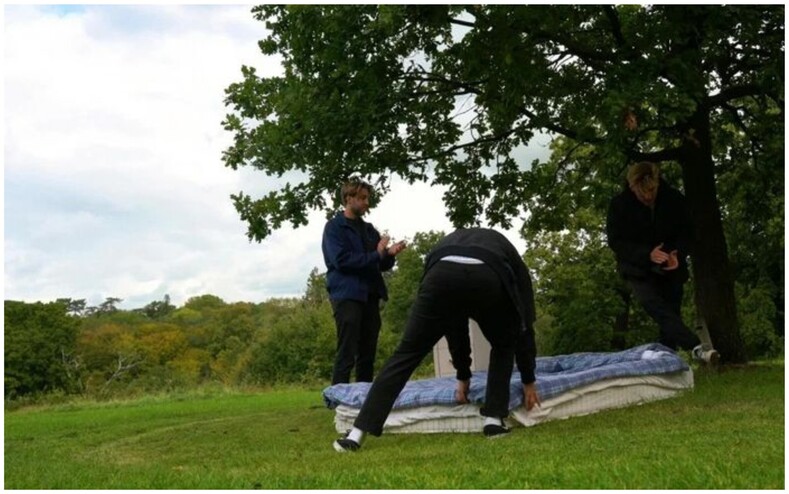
4, 362, 784, 489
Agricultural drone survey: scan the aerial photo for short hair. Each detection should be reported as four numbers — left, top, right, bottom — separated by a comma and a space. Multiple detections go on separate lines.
341, 177, 373, 204
627, 162, 659, 192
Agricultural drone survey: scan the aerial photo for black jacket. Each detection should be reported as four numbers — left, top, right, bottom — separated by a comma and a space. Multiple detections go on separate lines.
424, 228, 537, 384
606, 180, 691, 283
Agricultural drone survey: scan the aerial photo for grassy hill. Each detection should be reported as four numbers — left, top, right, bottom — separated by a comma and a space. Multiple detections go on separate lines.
4, 361, 784, 489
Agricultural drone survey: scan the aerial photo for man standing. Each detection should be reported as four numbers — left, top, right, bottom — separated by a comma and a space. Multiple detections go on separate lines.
333, 227, 540, 452
606, 162, 718, 363
322, 178, 406, 385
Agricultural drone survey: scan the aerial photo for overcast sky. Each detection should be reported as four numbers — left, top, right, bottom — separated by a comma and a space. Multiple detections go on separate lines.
4, 5, 548, 310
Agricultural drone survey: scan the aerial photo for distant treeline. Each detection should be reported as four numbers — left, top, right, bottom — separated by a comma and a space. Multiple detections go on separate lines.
5, 224, 783, 403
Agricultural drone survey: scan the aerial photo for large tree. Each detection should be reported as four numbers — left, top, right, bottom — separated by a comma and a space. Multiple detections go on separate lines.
5, 301, 81, 397
223, 5, 784, 364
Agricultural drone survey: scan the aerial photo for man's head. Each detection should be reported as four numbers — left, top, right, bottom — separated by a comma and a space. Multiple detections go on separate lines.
627, 162, 659, 206
341, 178, 373, 219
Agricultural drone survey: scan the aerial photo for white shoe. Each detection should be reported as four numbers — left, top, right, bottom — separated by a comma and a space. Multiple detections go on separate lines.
333, 438, 361, 453
692, 345, 720, 365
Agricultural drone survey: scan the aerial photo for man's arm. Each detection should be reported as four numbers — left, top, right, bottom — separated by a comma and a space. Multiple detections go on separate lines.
514, 326, 541, 411
445, 323, 472, 403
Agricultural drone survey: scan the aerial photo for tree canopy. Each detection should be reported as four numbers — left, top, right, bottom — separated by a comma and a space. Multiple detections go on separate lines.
223, 5, 784, 363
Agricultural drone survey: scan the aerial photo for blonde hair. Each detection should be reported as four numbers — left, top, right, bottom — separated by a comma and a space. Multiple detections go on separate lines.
627, 162, 659, 193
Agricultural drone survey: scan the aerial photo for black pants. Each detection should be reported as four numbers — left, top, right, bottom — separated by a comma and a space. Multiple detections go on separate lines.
626, 274, 700, 351
354, 261, 520, 436
331, 296, 381, 384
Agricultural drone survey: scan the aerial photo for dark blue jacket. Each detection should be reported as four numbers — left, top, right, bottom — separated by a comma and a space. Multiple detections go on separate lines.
322, 212, 396, 302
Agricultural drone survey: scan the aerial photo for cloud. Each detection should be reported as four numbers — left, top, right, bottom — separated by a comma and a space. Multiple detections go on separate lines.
4, 5, 299, 309
4, 5, 538, 311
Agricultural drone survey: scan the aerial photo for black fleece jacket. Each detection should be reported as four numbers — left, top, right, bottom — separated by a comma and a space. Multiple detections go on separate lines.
423, 228, 537, 384
606, 180, 692, 283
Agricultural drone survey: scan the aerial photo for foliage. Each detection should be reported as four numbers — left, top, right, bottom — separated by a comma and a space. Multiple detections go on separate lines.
223, 5, 782, 240
223, 4, 783, 364
735, 282, 782, 359
4, 300, 81, 398
303, 267, 329, 307
247, 302, 336, 384
381, 230, 445, 334
136, 294, 176, 319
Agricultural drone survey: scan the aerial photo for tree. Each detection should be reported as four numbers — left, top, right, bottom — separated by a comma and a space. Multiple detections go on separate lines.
56, 298, 88, 317
137, 294, 176, 320
381, 230, 445, 334
223, 5, 783, 363
302, 267, 329, 307
85, 297, 123, 316
77, 322, 145, 394
5, 301, 81, 398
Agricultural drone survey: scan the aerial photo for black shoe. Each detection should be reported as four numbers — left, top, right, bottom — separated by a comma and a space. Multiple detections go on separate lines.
483, 423, 511, 439
333, 438, 361, 453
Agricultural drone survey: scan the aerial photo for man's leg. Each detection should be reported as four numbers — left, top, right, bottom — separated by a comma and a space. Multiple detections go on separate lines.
355, 296, 382, 383
352, 266, 455, 437
447, 264, 518, 420
475, 310, 518, 419
628, 276, 700, 351
331, 299, 364, 385
658, 278, 702, 350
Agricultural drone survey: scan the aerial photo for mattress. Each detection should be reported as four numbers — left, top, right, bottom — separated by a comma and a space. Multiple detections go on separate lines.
325, 343, 694, 434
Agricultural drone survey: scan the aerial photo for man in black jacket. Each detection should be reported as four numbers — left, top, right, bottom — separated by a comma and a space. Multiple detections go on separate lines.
333, 228, 540, 452
606, 162, 718, 362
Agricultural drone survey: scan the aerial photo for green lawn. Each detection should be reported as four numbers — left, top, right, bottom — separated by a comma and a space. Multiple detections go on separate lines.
4, 362, 784, 489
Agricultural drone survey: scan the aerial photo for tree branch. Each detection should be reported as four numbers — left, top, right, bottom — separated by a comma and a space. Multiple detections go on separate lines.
448, 17, 475, 28
629, 147, 683, 163
603, 6, 626, 49
400, 74, 485, 95
403, 126, 522, 167
521, 107, 605, 145
706, 84, 771, 108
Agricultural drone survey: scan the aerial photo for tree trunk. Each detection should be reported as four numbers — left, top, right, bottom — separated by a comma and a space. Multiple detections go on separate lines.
678, 108, 747, 364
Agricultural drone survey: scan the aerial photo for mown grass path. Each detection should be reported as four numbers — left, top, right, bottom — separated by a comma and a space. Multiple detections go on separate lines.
5, 362, 784, 489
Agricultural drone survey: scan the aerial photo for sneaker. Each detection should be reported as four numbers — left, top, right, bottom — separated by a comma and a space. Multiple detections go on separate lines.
333, 438, 361, 453
692, 345, 720, 365
705, 349, 720, 366
483, 423, 511, 439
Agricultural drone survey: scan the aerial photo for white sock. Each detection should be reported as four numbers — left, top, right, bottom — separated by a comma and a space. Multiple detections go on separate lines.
483, 416, 503, 427
347, 427, 366, 444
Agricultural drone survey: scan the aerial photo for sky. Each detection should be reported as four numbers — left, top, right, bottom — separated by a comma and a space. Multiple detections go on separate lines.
4, 5, 550, 310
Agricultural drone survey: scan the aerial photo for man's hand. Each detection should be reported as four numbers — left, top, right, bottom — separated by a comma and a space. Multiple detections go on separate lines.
377, 235, 391, 257
650, 243, 670, 264
523, 382, 541, 411
662, 250, 679, 271
387, 240, 407, 257
455, 379, 470, 404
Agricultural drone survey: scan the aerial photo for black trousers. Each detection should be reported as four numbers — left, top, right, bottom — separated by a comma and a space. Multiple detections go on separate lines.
354, 261, 520, 436
331, 296, 381, 384
626, 274, 700, 351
